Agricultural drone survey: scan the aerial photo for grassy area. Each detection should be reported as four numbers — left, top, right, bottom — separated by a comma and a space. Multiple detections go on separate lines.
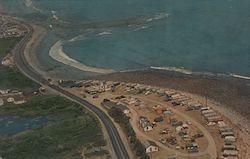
0, 95, 104, 159
0, 37, 104, 158
0, 37, 39, 90
0, 95, 84, 116
0, 66, 38, 90
0, 37, 21, 60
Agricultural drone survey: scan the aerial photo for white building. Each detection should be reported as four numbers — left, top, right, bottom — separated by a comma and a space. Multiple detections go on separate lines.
14, 100, 26, 105
143, 124, 153, 132
7, 97, 14, 103
0, 89, 10, 94
139, 116, 153, 132
143, 140, 159, 153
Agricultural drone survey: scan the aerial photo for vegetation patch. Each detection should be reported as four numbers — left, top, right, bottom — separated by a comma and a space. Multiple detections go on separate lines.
0, 37, 39, 90
0, 96, 104, 159
0, 37, 21, 60
0, 37, 104, 158
108, 106, 149, 159
0, 66, 38, 90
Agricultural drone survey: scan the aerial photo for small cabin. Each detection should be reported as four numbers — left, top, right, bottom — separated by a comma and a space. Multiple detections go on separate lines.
143, 140, 159, 153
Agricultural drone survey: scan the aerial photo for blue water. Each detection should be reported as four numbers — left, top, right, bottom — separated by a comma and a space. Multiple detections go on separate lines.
1, 0, 250, 76
0, 115, 51, 134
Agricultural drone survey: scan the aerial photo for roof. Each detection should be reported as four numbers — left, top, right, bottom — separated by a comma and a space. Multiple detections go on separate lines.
142, 140, 158, 148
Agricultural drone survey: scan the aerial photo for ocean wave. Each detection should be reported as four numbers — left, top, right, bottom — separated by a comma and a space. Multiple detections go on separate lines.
50, 10, 69, 24
145, 12, 169, 22
51, 10, 59, 21
24, 0, 43, 13
150, 66, 193, 75
134, 25, 149, 31
151, 66, 250, 80
49, 41, 115, 74
98, 31, 112, 36
68, 34, 86, 42
150, 66, 227, 77
230, 74, 250, 80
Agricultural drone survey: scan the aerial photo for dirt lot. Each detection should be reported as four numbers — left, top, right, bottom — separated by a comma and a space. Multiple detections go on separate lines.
65, 81, 249, 159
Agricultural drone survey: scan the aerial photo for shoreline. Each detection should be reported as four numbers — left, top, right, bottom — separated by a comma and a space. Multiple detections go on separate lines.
3, 11, 250, 136
1, 12, 250, 158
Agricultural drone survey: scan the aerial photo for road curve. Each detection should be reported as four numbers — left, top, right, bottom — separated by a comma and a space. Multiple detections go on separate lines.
12, 21, 129, 159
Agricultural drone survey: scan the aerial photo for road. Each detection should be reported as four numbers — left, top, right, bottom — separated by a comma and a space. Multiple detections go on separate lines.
12, 21, 129, 159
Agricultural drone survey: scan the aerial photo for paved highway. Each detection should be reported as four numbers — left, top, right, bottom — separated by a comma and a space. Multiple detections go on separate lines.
13, 22, 129, 159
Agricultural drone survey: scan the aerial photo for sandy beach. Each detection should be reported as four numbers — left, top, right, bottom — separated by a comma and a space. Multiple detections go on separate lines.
49, 40, 115, 74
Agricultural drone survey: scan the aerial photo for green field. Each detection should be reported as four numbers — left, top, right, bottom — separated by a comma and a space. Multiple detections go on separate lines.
0, 37, 39, 90
0, 37, 21, 60
0, 37, 104, 159
0, 66, 39, 90
0, 95, 104, 159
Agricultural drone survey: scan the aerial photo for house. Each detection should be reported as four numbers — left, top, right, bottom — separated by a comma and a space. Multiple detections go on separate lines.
170, 118, 183, 127
176, 126, 183, 132
153, 105, 162, 114
139, 116, 148, 124
201, 107, 210, 111
7, 97, 14, 103
189, 103, 203, 110
221, 131, 234, 138
182, 123, 189, 129
201, 109, 215, 115
165, 91, 177, 97
0, 89, 10, 95
162, 109, 172, 116
142, 140, 159, 153
223, 150, 238, 157
142, 123, 154, 132
203, 112, 218, 118
186, 143, 199, 153
139, 116, 153, 132
0, 98, 4, 106
154, 116, 164, 122
225, 136, 236, 144
205, 115, 223, 122
219, 127, 233, 134
222, 145, 237, 151
14, 100, 26, 105
171, 94, 181, 100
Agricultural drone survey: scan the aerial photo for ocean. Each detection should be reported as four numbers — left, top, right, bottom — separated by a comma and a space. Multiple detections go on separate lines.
1, 0, 250, 78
